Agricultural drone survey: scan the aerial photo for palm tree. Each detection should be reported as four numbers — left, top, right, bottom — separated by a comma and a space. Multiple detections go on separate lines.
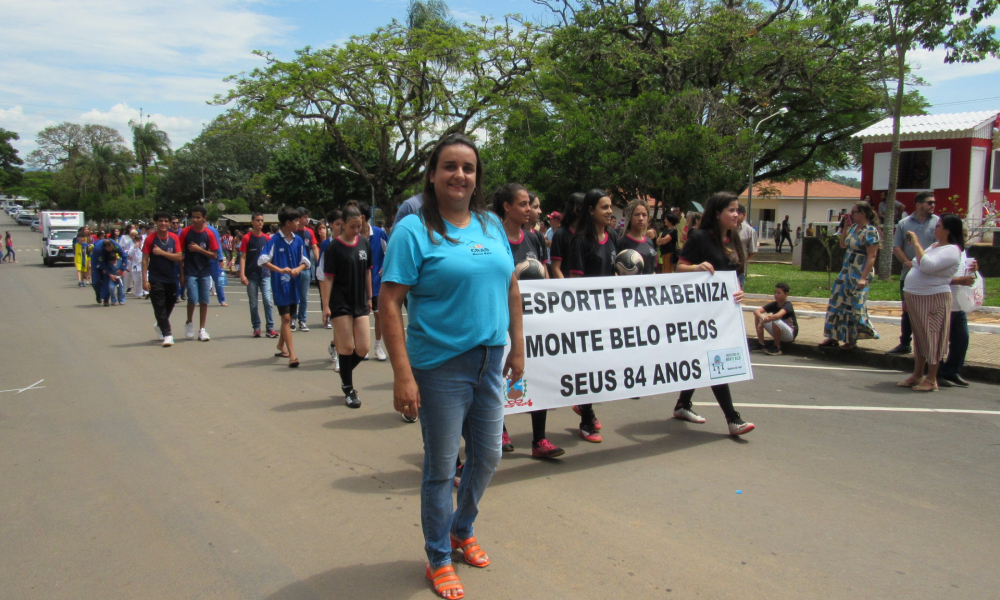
129, 120, 172, 197
75, 142, 131, 199
406, 0, 452, 29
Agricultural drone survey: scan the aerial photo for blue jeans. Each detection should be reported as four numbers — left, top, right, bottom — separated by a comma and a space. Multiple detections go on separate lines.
939, 311, 969, 378
186, 275, 212, 305
105, 276, 126, 304
175, 264, 186, 300
413, 345, 505, 569
211, 260, 226, 303
246, 276, 274, 331
296, 264, 312, 322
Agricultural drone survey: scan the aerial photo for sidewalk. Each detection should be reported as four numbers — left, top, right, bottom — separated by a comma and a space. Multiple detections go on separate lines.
742, 295, 1000, 384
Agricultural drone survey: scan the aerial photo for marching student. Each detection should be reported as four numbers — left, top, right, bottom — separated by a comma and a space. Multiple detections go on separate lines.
618, 198, 658, 275
259, 206, 311, 368
293, 207, 319, 332
321, 202, 373, 408
96, 239, 127, 306
548, 192, 584, 279
90, 235, 123, 303
673, 191, 755, 435
142, 212, 183, 346
319, 208, 343, 368
178, 206, 220, 341
492, 183, 564, 459
359, 202, 389, 361
206, 222, 228, 307
567, 188, 619, 443
239, 212, 276, 339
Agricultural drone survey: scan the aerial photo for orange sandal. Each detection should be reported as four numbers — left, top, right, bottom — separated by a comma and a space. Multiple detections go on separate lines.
451, 535, 490, 568
426, 564, 464, 599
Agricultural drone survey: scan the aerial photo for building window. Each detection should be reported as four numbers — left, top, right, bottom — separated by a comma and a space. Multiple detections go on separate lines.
992, 149, 1000, 192
897, 149, 933, 190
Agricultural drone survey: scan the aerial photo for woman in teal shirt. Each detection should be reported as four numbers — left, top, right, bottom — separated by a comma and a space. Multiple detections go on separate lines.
381, 134, 524, 600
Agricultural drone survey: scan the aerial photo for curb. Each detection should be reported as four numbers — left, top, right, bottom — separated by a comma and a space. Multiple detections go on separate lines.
740, 305, 1000, 335
745, 335, 1000, 385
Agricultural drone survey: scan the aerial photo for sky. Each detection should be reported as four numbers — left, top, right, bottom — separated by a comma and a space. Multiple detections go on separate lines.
2, 0, 999, 172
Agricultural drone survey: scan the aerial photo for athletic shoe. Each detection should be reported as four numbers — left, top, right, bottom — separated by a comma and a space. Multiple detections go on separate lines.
185, 322, 196, 339
298, 320, 309, 332
374, 341, 388, 361
531, 439, 565, 459
942, 373, 970, 387
253, 329, 261, 338
673, 406, 707, 424
162, 335, 174, 347
345, 389, 361, 409
727, 413, 755, 436
571, 405, 601, 430
328, 343, 341, 372
325, 317, 332, 329
764, 347, 782, 356
154, 324, 164, 341
501, 430, 514, 452
885, 344, 912, 355
198, 328, 210, 342
265, 329, 279, 338
103, 300, 110, 307
579, 423, 602, 443
290, 320, 297, 331
401, 412, 418, 423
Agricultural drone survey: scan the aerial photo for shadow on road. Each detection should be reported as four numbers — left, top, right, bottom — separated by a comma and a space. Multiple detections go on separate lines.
262, 559, 427, 600
321, 412, 410, 431
272, 399, 338, 412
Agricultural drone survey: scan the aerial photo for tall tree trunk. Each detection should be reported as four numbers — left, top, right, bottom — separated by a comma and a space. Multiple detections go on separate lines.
878, 46, 907, 280
141, 162, 148, 198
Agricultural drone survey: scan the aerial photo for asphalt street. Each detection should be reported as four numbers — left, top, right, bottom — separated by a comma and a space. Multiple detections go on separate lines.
1, 220, 998, 600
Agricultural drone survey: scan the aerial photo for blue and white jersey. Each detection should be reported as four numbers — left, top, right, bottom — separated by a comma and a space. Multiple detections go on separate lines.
259, 232, 311, 306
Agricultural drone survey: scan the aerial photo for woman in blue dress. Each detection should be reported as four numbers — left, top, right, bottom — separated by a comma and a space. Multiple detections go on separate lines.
820, 202, 880, 349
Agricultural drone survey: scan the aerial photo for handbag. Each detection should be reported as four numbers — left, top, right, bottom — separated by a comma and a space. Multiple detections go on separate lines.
955, 252, 985, 313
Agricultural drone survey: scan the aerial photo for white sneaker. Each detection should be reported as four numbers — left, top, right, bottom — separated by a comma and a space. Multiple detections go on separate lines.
374, 341, 387, 361
325, 317, 332, 329
198, 328, 210, 342
298, 320, 309, 332
162, 335, 174, 347
290, 320, 297, 331
328, 343, 340, 372
673, 406, 707, 424
154, 324, 163, 341
185, 322, 195, 339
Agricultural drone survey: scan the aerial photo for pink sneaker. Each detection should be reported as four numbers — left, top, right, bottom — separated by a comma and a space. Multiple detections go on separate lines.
531, 439, 565, 458
501, 430, 514, 452
579, 423, 602, 443
571, 405, 601, 430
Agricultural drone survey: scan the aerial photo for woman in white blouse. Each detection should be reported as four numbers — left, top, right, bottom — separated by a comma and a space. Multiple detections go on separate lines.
897, 214, 964, 392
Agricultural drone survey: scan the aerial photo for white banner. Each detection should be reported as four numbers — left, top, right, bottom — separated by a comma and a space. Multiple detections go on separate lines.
503, 271, 752, 414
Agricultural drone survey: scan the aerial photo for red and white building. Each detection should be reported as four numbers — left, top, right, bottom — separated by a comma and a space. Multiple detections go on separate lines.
854, 110, 1000, 234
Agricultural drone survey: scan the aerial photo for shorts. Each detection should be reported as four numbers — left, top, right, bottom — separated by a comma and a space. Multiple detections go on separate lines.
185, 275, 212, 305
277, 304, 298, 317
763, 319, 795, 343
328, 287, 370, 320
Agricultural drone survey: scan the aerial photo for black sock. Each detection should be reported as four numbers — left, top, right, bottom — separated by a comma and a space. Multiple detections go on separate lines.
339, 353, 354, 389
578, 403, 596, 424
530, 410, 547, 444
352, 352, 364, 370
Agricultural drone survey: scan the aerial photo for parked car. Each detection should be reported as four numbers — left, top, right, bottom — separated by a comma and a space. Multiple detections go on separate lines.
16, 212, 36, 226
30, 219, 41, 231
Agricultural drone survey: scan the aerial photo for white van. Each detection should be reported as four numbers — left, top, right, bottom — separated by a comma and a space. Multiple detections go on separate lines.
40, 211, 85, 266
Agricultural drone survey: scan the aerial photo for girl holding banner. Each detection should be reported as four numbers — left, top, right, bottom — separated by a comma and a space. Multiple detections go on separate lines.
673, 191, 755, 436
381, 133, 524, 600
491, 183, 566, 459
567, 188, 620, 443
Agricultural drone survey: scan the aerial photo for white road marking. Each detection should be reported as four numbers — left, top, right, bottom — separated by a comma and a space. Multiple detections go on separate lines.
750, 363, 902, 373
693, 402, 1000, 416
0, 379, 45, 394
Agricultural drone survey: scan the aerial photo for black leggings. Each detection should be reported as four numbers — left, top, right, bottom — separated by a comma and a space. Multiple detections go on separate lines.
675, 384, 738, 421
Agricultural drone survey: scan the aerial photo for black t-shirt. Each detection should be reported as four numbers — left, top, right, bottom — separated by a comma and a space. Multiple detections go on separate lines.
678, 229, 740, 273
529, 229, 548, 263
618, 234, 657, 275
549, 226, 574, 264
240, 232, 270, 280
763, 300, 798, 339
142, 232, 180, 284
323, 236, 372, 315
567, 229, 618, 278
659, 227, 678, 256
509, 229, 545, 269
781, 219, 791, 234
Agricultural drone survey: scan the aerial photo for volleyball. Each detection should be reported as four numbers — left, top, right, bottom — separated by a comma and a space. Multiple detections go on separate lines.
514, 258, 547, 280
615, 249, 643, 275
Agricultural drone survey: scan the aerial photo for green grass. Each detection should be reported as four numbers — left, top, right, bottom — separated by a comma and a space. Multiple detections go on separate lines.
743, 263, 999, 306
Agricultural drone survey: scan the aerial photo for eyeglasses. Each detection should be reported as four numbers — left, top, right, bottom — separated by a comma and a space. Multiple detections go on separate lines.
922, 201, 936, 205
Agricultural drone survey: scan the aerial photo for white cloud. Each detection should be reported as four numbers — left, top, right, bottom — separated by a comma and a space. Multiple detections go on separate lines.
909, 47, 1000, 83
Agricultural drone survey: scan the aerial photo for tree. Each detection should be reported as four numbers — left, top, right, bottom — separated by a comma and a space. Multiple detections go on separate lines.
0, 128, 24, 189
130, 120, 172, 198
27, 123, 127, 170
816, 0, 1000, 279
216, 15, 541, 216
74, 142, 133, 212
489, 1, 895, 210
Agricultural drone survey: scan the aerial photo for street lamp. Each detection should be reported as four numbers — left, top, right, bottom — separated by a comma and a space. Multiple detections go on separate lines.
340, 165, 376, 216
746, 107, 789, 231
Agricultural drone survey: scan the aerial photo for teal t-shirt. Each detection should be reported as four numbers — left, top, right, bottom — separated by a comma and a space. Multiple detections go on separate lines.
383, 211, 514, 370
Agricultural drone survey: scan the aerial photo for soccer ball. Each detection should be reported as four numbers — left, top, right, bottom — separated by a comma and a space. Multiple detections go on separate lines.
515, 258, 547, 280
615, 249, 643, 275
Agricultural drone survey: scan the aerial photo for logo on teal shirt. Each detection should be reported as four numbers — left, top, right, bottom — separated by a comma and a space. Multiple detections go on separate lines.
467, 241, 492, 256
